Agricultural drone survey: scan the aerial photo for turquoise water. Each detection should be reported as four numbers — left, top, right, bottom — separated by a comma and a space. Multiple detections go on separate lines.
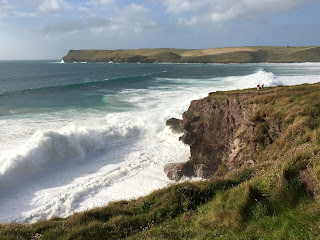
1, 61, 320, 223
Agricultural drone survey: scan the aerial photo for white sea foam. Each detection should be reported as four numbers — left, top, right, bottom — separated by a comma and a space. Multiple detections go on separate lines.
0, 112, 190, 222
0, 87, 201, 222
219, 69, 281, 90
156, 69, 281, 89
0, 122, 143, 188
49, 59, 65, 64
158, 68, 319, 92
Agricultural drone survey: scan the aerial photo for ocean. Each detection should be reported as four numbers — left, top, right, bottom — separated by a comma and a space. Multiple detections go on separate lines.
1, 61, 320, 223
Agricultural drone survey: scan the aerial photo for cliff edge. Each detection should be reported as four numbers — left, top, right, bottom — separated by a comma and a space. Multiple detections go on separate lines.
165, 85, 318, 187
165, 91, 259, 179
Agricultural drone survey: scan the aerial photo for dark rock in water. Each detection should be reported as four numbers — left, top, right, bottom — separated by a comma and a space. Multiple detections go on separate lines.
166, 118, 184, 134
164, 161, 218, 180
164, 163, 193, 181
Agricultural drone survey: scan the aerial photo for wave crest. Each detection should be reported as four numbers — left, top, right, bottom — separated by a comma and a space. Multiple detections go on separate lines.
220, 69, 282, 90
0, 122, 143, 188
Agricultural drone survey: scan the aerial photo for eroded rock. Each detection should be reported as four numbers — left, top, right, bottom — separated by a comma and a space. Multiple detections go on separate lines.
165, 91, 282, 180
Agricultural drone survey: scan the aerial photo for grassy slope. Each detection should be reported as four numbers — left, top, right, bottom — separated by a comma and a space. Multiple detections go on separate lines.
1, 83, 320, 239
62, 46, 320, 63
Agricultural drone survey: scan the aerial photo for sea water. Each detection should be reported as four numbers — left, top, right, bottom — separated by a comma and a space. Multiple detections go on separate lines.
1, 61, 320, 223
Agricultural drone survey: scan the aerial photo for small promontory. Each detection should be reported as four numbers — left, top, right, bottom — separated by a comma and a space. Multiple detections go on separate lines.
165, 84, 320, 187
165, 89, 277, 180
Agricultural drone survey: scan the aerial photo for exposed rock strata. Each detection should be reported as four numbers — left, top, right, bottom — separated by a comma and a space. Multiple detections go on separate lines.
165, 91, 282, 180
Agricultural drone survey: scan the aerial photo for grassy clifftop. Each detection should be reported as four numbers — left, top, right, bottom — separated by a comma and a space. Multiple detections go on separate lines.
62, 46, 320, 63
1, 83, 320, 239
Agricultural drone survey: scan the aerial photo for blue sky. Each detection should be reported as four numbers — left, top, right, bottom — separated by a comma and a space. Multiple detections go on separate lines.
0, 0, 319, 59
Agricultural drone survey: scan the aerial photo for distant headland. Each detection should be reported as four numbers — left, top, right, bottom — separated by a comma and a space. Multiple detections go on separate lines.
62, 46, 320, 63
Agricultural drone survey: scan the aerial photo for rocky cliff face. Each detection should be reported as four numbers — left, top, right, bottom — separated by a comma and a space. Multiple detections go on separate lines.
164, 90, 282, 180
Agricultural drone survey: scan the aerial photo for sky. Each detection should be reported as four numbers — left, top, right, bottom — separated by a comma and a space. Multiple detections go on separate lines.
0, 0, 319, 60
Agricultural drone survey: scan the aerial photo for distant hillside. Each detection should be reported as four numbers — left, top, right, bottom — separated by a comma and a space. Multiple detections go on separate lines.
62, 46, 320, 63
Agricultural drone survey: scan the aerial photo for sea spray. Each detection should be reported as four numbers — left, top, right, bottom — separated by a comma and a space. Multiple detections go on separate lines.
0, 120, 145, 189
219, 69, 282, 90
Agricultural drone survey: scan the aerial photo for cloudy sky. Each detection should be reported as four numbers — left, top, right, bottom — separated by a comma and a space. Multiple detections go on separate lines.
0, 0, 319, 60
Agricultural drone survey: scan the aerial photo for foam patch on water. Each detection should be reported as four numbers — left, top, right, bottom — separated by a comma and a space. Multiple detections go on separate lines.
0, 113, 190, 222
0, 121, 144, 188
0, 87, 205, 223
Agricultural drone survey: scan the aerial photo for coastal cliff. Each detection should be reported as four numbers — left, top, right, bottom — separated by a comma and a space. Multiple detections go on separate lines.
62, 46, 320, 63
165, 85, 320, 189
2, 84, 320, 239
165, 89, 283, 180
165, 91, 259, 179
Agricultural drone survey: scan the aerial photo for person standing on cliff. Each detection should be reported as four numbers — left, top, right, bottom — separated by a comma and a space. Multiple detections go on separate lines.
257, 84, 260, 90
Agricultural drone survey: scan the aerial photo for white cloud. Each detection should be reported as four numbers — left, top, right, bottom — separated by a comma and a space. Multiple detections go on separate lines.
31, 3, 158, 38
0, 0, 7, 6
31, 21, 85, 34
38, 0, 67, 14
163, 0, 202, 15
0, 0, 9, 18
11, 11, 37, 18
85, 3, 158, 35
99, 0, 114, 4
0, 0, 69, 18
96, 0, 115, 6
87, 0, 116, 8
110, 4, 154, 32
164, 0, 314, 25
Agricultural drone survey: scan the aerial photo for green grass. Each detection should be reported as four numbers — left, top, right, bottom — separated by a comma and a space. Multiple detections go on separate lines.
1, 83, 320, 239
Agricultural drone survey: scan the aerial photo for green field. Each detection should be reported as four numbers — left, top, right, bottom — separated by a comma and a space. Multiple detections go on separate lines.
1, 83, 320, 240
62, 46, 320, 63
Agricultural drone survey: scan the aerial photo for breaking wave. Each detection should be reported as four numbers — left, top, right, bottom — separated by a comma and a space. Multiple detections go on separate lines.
0, 120, 144, 189
221, 69, 282, 89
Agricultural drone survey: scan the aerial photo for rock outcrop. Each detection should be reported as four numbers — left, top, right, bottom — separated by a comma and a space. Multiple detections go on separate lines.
166, 118, 184, 134
165, 90, 282, 180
